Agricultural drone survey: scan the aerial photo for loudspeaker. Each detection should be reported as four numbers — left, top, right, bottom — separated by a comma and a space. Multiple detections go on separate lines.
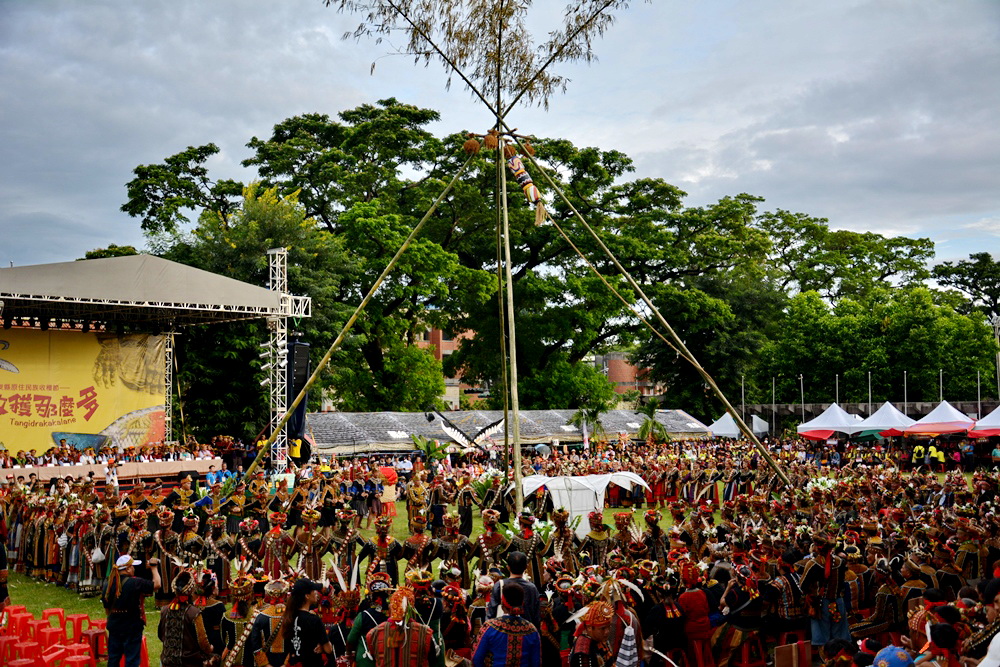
287, 339, 311, 439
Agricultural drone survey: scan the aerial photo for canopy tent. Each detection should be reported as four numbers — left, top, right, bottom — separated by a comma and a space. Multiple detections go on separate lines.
969, 404, 1000, 438
853, 402, 916, 438
797, 403, 864, 439
902, 400, 975, 435
522, 473, 649, 538
708, 413, 769, 438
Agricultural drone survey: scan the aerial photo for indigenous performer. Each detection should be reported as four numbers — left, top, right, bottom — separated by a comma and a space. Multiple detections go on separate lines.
544, 508, 579, 576
526, 485, 553, 522
482, 477, 510, 525
850, 558, 903, 638
408, 569, 444, 651
158, 570, 215, 667
641, 510, 669, 570
677, 559, 715, 667
504, 511, 545, 584
568, 600, 615, 667
249, 578, 291, 667
177, 512, 206, 564
472, 581, 541, 667
455, 475, 478, 537
163, 475, 198, 532
220, 574, 256, 667
434, 512, 473, 588
329, 508, 365, 576
358, 514, 404, 586
205, 512, 236, 598
428, 478, 449, 538
235, 518, 262, 573
346, 572, 393, 667
260, 511, 293, 580
292, 506, 330, 580
402, 512, 436, 574
365, 587, 441, 667
609, 512, 642, 563
470, 509, 509, 579
800, 534, 850, 645
79, 507, 114, 598
470, 575, 495, 638
223, 481, 249, 535
406, 472, 430, 532
579, 512, 611, 568
151, 509, 181, 606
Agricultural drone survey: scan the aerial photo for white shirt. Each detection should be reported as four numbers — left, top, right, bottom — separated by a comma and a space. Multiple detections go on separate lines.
104, 464, 118, 487
981, 631, 1000, 667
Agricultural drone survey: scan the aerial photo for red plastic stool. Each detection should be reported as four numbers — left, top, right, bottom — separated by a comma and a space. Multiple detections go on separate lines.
40, 626, 67, 646
41, 645, 68, 667
65, 656, 96, 667
8, 659, 36, 667
88, 619, 106, 631
65, 614, 90, 643
14, 639, 42, 661
8, 612, 33, 638
733, 635, 767, 667
140, 635, 150, 667
42, 608, 66, 630
0, 634, 20, 662
81, 628, 107, 661
64, 644, 96, 667
27, 618, 50, 640
5, 605, 28, 615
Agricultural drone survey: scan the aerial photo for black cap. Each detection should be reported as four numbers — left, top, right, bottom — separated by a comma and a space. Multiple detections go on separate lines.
291, 578, 324, 596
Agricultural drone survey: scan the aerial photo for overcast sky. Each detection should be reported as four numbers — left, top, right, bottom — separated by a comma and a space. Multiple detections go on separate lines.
1, 0, 998, 270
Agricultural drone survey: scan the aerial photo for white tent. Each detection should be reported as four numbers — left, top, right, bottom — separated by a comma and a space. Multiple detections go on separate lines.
522, 473, 650, 538
970, 404, 1000, 437
796, 402, 864, 436
854, 402, 915, 435
903, 400, 976, 435
709, 413, 769, 438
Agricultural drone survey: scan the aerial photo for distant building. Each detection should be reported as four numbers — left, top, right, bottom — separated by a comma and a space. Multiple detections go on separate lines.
594, 351, 664, 397
416, 328, 481, 409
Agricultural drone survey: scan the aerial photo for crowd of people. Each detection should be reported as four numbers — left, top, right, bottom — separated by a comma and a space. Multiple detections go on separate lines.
0, 435, 242, 468
1, 435, 1000, 667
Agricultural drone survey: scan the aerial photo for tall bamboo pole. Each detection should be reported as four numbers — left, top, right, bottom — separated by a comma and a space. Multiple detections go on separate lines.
499, 140, 524, 512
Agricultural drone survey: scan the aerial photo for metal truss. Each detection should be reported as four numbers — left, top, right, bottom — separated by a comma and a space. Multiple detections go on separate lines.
164, 333, 174, 442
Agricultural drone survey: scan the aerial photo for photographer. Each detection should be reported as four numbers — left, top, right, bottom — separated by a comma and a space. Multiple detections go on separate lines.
103, 554, 161, 667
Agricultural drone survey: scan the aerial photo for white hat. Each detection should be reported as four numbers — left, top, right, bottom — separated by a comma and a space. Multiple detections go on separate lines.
115, 554, 142, 569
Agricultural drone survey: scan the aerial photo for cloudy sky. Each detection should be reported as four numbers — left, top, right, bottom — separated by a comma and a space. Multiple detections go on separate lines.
1, 0, 998, 269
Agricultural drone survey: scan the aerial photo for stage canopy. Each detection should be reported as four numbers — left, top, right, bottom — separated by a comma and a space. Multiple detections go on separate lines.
708, 413, 769, 438
0, 254, 295, 329
853, 402, 916, 438
797, 402, 864, 439
902, 400, 976, 435
968, 404, 1000, 438
522, 473, 649, 538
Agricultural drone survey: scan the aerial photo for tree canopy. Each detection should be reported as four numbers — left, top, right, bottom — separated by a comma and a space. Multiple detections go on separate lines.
117, 99, 995, 438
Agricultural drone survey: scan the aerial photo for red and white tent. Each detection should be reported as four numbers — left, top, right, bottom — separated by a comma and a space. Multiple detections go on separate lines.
796, 403, 864, 440
968, 404, 1000, 438
902, 400, 975, 435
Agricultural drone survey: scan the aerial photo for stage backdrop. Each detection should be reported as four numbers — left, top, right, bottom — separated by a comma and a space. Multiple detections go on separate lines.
0, 329, 166, 454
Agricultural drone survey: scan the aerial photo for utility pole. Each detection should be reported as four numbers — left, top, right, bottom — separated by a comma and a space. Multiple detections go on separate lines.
799, 374, 805, 422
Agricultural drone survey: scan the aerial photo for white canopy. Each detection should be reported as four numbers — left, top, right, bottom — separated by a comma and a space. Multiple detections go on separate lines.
903, 400, 976, 435
522, 473, 650, 538
855, 402, 916, 432
796, 402, 864, 435
709, 413, 769, 438
974, 404, 1000, 428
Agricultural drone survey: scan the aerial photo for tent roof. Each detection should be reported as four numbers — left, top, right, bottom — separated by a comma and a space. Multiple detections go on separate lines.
796, 402, 863, 435
307, 409, 710, 451
0, 254, 291, 328
708, 413, 768, 438
903, 400, 975, 434
855, 402, 916, 431
974, 403, 1000, 429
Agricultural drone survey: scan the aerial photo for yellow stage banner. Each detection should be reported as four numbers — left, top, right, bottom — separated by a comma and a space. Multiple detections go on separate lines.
0, 329, 165, 454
